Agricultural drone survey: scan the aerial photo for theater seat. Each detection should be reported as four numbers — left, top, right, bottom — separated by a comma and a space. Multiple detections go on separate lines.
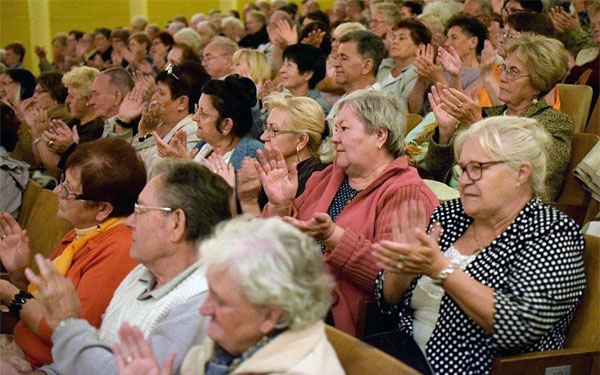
558, 83, 593, 133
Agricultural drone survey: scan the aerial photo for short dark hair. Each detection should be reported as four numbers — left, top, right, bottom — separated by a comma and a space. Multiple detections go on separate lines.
201, 75, 257, 138
154, 31, 175, 49
69, 30, 84, 41
37, 72, 68, 104
394, 19, 432, 46
156, 160, 232, 241
305, 10, 330, 26
110, 28, 130, 44
340, 30, 386, 77
155, 61, 210, 113
507, 12, 554, 37
6, 69, 35, 99
95, 27, 111, 40
402, 1, 422, 16
283, 44, 326, 89
445, 14, 489, 56
66, 138, 147, 218
5, 43, 25, 61
1, 104, 20, 151
503, 0, 543, 13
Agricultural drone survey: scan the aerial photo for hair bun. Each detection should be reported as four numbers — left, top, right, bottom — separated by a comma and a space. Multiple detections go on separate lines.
225, 75, 257, 108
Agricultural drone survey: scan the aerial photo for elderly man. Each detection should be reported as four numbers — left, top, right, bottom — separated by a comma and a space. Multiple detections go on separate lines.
201, 36, 238, 79
87, 67, 135, 141
20, 160, 233, 375
327, 30, 386, 120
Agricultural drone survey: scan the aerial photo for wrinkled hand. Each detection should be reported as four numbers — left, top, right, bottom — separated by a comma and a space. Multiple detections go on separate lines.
0, 213, 32, 277
480, 40, 498, 75
113, 322, 174, 375
24, 106, 50, 138
429, 83, 459, 144
138, 101, 163, 136
301, 29, 326, 47
283, 213, 339, 242
43, 119, 74, 153
549, 6, 580, 34
414, 44, 443, 83
207, 153, 235, 188
275, 20, 298, 47
433, 82, 481, 126
119, 85, 147, 123
372, 199, 444, 276
154, 130, 191, 160
24, 254, 80, 330
237, 157, 262, 204
437, 46, 461, 78
255, 144, 298, 208
134, 73, 158, 102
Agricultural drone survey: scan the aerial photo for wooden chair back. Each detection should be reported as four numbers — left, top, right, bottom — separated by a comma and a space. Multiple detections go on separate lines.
557, 83, 593, 133
16, 179, 42, 227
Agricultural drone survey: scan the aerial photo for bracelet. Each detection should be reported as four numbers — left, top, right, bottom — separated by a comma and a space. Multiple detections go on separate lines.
8, 291, 34, 318
53, 317, 79, 334
138, 132, 153, 142
33, 137, 43, 146
432, 262, 458, 286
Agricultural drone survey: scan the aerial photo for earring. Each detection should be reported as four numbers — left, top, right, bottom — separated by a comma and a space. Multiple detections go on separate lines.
96, 223, 101, 232
296, 146, 301, 163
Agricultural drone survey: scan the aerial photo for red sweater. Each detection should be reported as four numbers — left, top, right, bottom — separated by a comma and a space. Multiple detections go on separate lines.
14, 223, 137, 367
293, 157, 438, 336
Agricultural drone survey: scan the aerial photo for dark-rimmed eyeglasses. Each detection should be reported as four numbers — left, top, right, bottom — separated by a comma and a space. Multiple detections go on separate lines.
456, 161, 506, 181
58, 174, 99, 201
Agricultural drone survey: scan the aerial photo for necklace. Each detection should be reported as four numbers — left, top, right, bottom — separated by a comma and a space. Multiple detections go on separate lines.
472, 221, 486, 253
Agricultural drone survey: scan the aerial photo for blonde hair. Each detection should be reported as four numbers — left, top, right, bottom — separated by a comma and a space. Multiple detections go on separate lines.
332, 22, 367, 40
173, 28, 202, 53
263, 92, 334, 162
371, 2, 400, 22
454, 116, 552, 196
62, 66, 100, 98
506, 33, 568, 97
232, 49, 271, 83
418, 0, 462, 32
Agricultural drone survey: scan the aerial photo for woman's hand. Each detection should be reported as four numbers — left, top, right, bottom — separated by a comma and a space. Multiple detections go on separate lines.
437, 46, 461, 78
440, 84, 482, 125
119, 85, 147, 124
429, 83, 459, 144
138, 101, 162, 136
283, 213, 343, 247
42, 119, 74, 153
275, 20, 298, 47
24, 107, 50, 139
255, 145, 298, 210
207, 153, 235, 188
414, 44, 444, 84
237, 157, 262, 205
480, 40, 498, 76
24, 254, 81, 330
153, 130, 192, 160
549, 6, 580, 34
133, 71, 157, 102
113, 322, 174, 375
0, 213, 32, 285
301, 29, 326, 48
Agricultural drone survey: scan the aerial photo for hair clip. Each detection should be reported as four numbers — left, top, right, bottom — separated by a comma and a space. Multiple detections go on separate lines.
165, 63, 180, 80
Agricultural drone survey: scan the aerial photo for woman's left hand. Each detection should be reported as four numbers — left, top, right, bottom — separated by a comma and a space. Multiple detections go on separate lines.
24, 254, 81, 330
154, 130, 191, 160
207, 153, 235, 188
283, 213, 343, 247
113, 322, 174, 375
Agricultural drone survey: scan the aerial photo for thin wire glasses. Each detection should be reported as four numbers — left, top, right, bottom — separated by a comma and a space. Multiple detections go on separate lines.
498, 64, 530, 81
262, 124, 299, 137
455, 161, 507, 181
133, 202, 174, 215
194, 103, 220, 119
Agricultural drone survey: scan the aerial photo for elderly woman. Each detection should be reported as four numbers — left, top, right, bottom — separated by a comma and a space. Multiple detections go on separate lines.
237, 92, 331, 216
258, 90, 438, 336
0, 138, 146, 368
372, 116, 586, 374
425, 33, 573, 201
150, 32, 174, 73
113, 217, 344, 375
133, 61, 209, 177
35, 66, 103, 178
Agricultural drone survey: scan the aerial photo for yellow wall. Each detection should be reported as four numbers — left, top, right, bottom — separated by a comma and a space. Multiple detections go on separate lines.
1, 0, 334, 74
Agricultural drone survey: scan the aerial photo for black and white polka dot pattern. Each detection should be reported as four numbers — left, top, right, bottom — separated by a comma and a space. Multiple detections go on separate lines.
375, 197, 586, 374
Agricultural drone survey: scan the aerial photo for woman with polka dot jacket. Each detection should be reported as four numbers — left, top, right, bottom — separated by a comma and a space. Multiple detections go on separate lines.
371, 116, 586, 374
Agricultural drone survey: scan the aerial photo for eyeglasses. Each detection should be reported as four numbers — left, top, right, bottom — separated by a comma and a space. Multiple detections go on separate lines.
133, 202, 174, 215
498, 64, 529, 81
456, 161, 506, 181
262, 124, 299, 137
58, 174, 98, 201
368, 19, 389, 24
201, 53, 228, 63
501, 32, 518, 40
502, 7, 527, 15
194, 103, 220, 119
165, 63, 180, 80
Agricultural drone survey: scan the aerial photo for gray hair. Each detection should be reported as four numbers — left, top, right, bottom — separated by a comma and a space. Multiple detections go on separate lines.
153, 160, 232, 242
201, 216, 335, 330
337, 89, 407, 157
174, 28, 202, 53
454, 116, 552, 196
207, 36, 239, 55
339, 30, 386, 77
100, 67, 134, 96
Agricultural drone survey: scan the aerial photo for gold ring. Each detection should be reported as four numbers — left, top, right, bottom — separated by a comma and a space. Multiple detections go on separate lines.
457, 102, 463, 108
396, 261, 403, 270
213, 170, 218, 173
48, 141, 54, 146
126, 356, 133, 364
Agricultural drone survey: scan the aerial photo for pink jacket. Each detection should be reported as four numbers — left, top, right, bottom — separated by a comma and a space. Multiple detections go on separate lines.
292, 157, 438, 336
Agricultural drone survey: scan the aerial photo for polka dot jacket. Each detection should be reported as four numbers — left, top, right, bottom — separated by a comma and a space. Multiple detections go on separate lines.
375, 197, 586, 374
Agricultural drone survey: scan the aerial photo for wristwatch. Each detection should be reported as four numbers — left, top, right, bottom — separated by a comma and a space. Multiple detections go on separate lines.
433, 262, 458, 286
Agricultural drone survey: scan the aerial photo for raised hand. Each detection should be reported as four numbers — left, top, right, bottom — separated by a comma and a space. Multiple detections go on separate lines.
549, 6, 580, 34
437, 46, 461, 78
138, 101, 162, 136
207, 153, 235, 188
0, 213, 32, 283
24, 106, 50, 138
301, 29, 326, 48
119, 85, 147, 123
254, 144, 298, 210
43, 119, 74, 153
275, 20, 298, 47
414, 44, 443, 83
113, 323, 174, 375
429, 83, 459, 144
237, 157, 262, 206
24, 254, 81, 329
480, 40, 498, 76
154, 130, 191, 159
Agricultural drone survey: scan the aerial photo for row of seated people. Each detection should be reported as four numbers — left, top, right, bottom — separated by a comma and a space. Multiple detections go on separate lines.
1, 0, 597, 373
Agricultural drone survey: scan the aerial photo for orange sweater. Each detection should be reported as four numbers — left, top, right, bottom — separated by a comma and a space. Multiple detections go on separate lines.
13, 223, 137, 368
